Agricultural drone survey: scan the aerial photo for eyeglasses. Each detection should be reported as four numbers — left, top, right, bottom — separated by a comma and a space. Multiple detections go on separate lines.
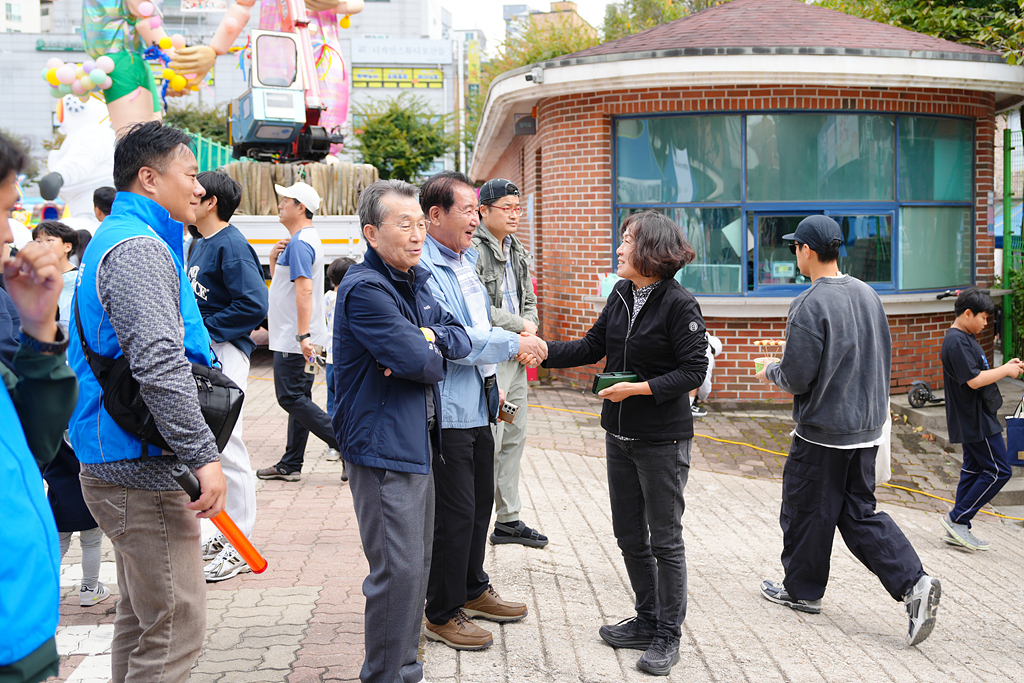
380, 220, 428, 234
486, 204, 523, 216
788, 242, 803, 255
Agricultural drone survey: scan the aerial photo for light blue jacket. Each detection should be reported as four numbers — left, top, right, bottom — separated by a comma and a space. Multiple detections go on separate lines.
421, 236, 520, 429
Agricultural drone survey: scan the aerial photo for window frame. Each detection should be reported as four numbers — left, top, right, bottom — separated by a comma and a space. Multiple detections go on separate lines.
611, 110, 975, 296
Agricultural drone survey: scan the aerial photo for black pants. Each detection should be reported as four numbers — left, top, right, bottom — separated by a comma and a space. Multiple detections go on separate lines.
274, 351, 339, 472
781, 436, 924, 602
425, 426, 494, 625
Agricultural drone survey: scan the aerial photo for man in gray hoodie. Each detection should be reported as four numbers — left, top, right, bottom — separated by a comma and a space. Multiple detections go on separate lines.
754, 215, 940, 647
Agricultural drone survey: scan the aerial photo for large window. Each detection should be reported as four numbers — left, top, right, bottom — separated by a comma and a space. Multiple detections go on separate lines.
613, 112, 974, 295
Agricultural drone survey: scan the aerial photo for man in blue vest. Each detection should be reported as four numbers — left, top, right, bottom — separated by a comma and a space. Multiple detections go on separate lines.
0, 132, 78, 683
68, 121, 227, 683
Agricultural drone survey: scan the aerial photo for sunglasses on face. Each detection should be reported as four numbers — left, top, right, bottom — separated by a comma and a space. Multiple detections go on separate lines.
789, 242, 803, 255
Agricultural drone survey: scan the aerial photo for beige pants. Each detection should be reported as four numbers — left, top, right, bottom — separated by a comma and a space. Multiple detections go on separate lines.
493, 359, 529, 524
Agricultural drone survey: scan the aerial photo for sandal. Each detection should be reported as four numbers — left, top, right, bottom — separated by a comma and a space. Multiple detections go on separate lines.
490, 520, 549, 548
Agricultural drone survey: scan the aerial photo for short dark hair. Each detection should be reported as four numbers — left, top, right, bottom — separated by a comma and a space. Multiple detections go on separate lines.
814, 239, 842, 264
33, 220, 79, 252
621, 210, 695, 279
0, 132, 30, 183
197, 171, 241, 222
74, 229, 91, 263
113, 121, 192, 192
93, 186, 116, 216
419, 170, 473, 216
954, 287, 995, 318
290, 198, 313, 220
327, 257, 356, 288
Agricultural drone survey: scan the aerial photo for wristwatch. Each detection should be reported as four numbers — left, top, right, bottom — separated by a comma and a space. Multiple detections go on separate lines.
20, 324, 70, 354
295, 333, 311, 342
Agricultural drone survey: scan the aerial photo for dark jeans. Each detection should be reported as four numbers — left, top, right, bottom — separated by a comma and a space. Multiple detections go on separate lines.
780, 436, 924, 602
605, 434, 690, 639
274, 351, 339, 472
425, 426, 494, 625
951, 432, 1011, 525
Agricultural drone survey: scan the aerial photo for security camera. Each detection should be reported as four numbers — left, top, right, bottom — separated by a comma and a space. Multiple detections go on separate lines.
525, 66, 544, 84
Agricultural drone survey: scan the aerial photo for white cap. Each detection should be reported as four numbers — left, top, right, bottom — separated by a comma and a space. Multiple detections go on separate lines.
275, 182, 322, 214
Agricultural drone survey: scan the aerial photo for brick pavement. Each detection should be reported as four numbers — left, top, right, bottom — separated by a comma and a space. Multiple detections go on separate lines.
50, 356, 1024, 682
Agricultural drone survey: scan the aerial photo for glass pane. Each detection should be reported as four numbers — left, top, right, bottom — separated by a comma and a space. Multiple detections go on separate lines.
832, 214, 893, 284
615, 116, 742, 204
746, 114, 895, 201
898, 117, 973, 201
757, 215, 811, 286
615, 208, 743, 294
899, 207, 972, 289
256, 35, 298, 87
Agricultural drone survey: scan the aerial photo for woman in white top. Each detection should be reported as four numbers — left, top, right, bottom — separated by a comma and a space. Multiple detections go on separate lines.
32, 220, 78, 322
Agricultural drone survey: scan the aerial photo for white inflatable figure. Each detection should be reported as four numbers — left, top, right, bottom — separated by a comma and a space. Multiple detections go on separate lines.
39, 95, 115, 233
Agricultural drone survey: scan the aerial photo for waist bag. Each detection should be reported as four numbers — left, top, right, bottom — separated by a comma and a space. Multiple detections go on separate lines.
73, 295, 243, 453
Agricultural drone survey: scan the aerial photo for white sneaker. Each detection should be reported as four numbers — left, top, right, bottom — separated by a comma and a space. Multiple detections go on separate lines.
326, 448, 342, 461
904, 574, 941, 646
80, 582, 112, 607
202, 533, 226, 561
204, 545, 251, 583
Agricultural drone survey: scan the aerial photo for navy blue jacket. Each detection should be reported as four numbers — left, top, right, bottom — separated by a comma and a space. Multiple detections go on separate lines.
186, 224, 269, 357
332, 247, 470, 473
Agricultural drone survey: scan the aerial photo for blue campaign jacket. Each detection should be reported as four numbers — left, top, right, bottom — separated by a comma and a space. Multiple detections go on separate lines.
0, 382, 60, 669
332, 246, 470, 474
68, 192, 215, 464
420, 237, 519, 429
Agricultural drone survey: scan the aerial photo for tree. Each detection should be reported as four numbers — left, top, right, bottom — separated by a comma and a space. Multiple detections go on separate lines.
163, 102, 231, 146
819, 0, 1024, 65
602, 0, 723, 42
349, 94, 456, 182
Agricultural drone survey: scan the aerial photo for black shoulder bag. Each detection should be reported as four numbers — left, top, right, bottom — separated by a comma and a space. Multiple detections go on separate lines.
73, 295, 244, 454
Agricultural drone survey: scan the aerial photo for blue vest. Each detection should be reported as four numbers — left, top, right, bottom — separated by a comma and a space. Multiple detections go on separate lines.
68, 192, 214, 464
0, 383, 60, 666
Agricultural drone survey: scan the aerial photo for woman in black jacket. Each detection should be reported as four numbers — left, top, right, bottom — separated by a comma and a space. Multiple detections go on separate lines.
542, 210, 707, 676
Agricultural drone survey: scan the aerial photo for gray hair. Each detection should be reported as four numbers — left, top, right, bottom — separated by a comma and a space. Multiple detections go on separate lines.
358, 179, 419, 228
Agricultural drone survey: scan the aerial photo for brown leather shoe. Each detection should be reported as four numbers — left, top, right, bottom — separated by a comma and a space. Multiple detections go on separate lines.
462, 584, 528, 622
423, 609, 493, 650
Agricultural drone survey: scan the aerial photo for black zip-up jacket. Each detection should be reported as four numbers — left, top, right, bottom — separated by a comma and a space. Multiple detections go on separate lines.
544, 277, 708, 440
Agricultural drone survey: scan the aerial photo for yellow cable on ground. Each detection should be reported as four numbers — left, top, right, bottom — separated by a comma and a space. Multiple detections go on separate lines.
526, 403, 1024, 523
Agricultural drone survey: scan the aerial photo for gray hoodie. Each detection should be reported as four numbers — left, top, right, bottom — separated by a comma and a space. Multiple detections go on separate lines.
766, 275, 891, 447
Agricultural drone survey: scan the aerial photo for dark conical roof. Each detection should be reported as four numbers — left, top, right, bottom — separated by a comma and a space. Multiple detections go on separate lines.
566, 0, 997, 60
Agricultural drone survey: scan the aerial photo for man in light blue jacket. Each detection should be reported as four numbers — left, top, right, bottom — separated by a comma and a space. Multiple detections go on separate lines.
418, 171, 549, 651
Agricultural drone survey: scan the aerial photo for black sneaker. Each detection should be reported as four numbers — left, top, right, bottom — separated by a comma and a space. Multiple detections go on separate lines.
690, 403, 707, 418
598, 616, 657, 650
636, 634, 680, 676
760, 579, 821, 614
256, 464, 300, 481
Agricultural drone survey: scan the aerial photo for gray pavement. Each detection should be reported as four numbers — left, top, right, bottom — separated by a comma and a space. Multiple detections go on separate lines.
51, 354, 1024, 683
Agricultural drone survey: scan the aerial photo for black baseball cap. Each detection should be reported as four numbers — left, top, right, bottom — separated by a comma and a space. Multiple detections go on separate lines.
478, 178, 520, 205
783, 215, 843, 252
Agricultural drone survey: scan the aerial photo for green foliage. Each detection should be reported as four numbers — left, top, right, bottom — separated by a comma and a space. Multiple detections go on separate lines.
819, 0, 1024, 64
602, 0, 723, 42
1007, 265, 1024, 358
350, 94, 456, 182
163, 102, 230, 146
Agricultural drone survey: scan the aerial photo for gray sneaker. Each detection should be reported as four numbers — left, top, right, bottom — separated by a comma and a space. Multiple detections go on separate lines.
904, 574, 941, 646
760, 579, 821, 614
941, 514, 988, 550
636, 634, 680, 676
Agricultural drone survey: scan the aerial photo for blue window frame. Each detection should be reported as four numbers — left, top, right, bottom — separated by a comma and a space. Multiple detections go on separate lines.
612, 112, 975, 296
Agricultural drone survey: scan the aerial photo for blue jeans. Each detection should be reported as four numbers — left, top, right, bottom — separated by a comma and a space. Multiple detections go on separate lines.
605, 434, 690, 638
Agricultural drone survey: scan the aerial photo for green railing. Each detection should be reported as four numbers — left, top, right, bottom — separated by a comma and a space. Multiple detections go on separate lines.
191, 133, 233, 173
1004, 129, 1024, 358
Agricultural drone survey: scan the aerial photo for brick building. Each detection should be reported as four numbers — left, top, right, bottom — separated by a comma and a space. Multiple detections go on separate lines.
468, 0, 1024, 401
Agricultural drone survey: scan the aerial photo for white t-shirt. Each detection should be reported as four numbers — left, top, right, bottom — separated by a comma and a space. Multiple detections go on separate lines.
268, 226, 328, 353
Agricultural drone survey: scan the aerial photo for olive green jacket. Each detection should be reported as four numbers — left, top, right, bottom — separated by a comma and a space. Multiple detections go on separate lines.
471, 226, 538, 333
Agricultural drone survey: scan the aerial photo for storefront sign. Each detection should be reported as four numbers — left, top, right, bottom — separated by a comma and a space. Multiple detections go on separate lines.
352, 38, 452, 65
352, 66, 443, 89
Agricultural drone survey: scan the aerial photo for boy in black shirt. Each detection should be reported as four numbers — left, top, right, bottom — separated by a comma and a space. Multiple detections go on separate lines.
940, 288, 1022, 550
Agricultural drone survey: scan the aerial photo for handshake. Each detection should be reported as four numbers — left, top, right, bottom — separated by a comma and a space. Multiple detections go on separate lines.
516, 331, 547, 369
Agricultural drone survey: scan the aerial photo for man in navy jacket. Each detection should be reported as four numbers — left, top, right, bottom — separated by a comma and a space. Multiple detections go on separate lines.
187, 170, 269, 582
333, 179, 470, 683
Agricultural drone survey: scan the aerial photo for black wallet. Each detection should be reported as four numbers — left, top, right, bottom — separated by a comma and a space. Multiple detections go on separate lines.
592, 372, 637, 395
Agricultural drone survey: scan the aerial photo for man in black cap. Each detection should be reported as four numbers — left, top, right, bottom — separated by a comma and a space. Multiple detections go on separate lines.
754, 215, 941, 647
472, 178, 547, 548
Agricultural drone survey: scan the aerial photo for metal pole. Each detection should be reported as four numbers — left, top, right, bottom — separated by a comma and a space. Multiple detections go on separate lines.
1004, 127, 1012, 358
